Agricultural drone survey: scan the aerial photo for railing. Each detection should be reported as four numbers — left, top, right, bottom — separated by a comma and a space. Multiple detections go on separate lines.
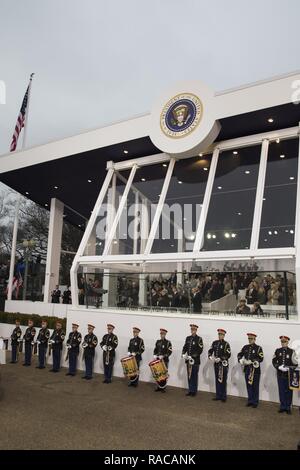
77, 270, 297, 320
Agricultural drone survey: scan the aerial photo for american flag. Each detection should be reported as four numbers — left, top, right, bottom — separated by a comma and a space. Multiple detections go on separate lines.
10, 74, 34, 152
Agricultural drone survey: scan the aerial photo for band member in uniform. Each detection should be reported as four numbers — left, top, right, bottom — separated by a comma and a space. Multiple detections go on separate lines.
66, 323, 82, 376
237, 333, 264, 407
127, 327, 145, 387
182, 324, 203, 397
49, 320, 65, 372
23, 318, 36, 366
10, 319, 22, 363
36, 320, 50, 369
100, 324, 118, 384
153, 328, 172, 392
208, 328, 231, 402
82, 324, 98, 380
272, 335, 296, 414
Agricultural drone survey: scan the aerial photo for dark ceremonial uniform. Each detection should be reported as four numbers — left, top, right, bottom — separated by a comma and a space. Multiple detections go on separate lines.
62, 289, 71, 304
83, 333, 98, 379
128, 336, 145, 385
66, 331, 82, 375
36, 326, 50, 368
272, 347, 295, 412
208, 340, 231, 401
49, 328, 65, 371
10, 325, 22, 363
23, 326, 36, 365
182, 335, 203, 395
154, 338, 172, 367
237, 344, 264, 406
51, 288, 61, 303
100, 333, 118, 383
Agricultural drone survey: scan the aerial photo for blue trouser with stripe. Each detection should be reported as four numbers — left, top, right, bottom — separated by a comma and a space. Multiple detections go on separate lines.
187, 364, 199, 394
214, 363, 228, 400
24, 341, 32, 365
277, 373, 293, 411
38, 344, 47, 368
245, 368, 260, 405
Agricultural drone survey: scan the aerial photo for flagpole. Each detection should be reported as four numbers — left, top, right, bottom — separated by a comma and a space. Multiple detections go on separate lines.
22, 73, 35, 150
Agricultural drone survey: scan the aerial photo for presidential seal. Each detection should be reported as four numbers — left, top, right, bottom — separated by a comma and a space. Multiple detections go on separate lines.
160, 93, 203, 139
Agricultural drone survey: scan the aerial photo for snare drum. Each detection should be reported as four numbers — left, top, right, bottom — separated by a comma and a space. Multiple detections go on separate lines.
149, 358, 169, 389
121, 355, 139, 382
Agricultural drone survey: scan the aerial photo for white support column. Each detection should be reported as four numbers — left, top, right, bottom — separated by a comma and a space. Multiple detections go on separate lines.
7, 194, 21, 300
193, 147, 220, 252
133, 191, 140, 256
250, 139, 269, 250
177, 228, 184, 285
43, 198, 64, 303
140, 197, 149, 253
294, 127, 300, 320
144, 157, 175, 255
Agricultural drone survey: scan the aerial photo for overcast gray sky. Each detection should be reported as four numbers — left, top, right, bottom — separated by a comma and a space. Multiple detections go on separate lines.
0, 0, 300, 157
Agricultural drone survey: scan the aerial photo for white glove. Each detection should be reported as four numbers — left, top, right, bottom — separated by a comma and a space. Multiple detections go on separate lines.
67, 344, 71, 349
132, 352, 136, 357
37, 340, 41, 345
128, 352, 132, 356
49, 340, 55, 344
209, 355, 214, 362
102, 345, 107, 351
187, 355, 192, 361
278, 365, 286, 372
108, 346, 112, 351
82, 343, 88, 349
159, 355, 163, 360
31, 341, 35, 346
153, 355, 158, 360
239, 358, 245, 365
215, 357, 221, 363
182, 353, 187, 359
17, 338, 22, 342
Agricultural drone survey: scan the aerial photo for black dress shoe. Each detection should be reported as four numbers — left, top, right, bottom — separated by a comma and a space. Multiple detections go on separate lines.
190, 392, 196, 397
65, 372, 72, 376
286, 409, 291, 415
82, 376, 87, 379
221, 399, 226, 403
186, 392, 192, 396
103, 379, 108, 383
278, 409, 285, 413
246, 403, 252, 407
10, 361, 17, 364
155, 387, 160, 392
160, 389, 166, 393
86, 377, 92, 380
49, 369, 55, 372
252, 404, 258, 408
212, 397, 220, 401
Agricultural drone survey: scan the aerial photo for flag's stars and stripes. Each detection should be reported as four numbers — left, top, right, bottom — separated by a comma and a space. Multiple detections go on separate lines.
10, 73, 34, 152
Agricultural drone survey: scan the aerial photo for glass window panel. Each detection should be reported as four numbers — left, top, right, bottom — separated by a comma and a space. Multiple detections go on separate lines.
151, 155, 212, 253
202, 144, 261, 251
113, 164, 166, 255
86, 173, 126, 256
259, 138, 299, 248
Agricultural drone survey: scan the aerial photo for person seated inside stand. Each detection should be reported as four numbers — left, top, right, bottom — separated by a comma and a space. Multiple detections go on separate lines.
252, 301, 264, 316
235, 298, 251, 315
